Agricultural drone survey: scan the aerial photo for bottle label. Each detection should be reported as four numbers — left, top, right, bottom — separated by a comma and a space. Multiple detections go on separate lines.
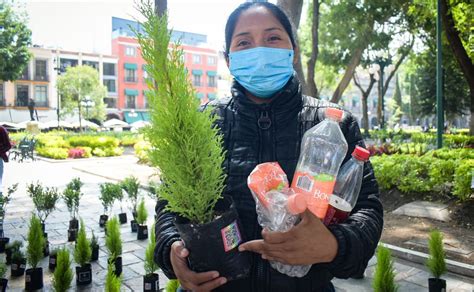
221, 220, 242, 252
292, 171, 335, 219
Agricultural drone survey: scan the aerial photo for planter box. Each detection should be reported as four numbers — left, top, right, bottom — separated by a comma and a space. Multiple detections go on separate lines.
25, 267, 43, 291
69, 218, 79, 230
49, 253, 57, 271
10, 258, 26, 277
0, 237, 9, 253
143, 273, 159, 291
91, 245, 99, 262
131, 220, 138, 232
99, 215, 108, 227
119, 213, 127, 224
68, 229, 77, 242
428, 278, 446, 292
137, 225, 148, 240
108, 256, 122, 277
76, 263, 92, 286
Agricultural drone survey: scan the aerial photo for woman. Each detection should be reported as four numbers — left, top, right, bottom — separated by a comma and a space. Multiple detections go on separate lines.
155, 3, 383, 292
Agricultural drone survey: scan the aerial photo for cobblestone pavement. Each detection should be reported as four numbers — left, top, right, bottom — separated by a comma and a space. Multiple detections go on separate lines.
3, 156, 473, 291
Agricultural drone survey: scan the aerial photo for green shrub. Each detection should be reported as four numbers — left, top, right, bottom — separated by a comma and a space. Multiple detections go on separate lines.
74, 219, 91, 267
37, 147, 69, 159
67, 136, 120, 149
105, 218, 122, 260
99, 183, 118, 215
36, 134, 70, 148
78, 146, 92, 158
27, 182, 60, 224
63, 178, 83, 220
453, 159, 474, 201
92, 147, 123, 157
136, 198, 148, 225
0, 183, 18, 218
373, 245, 397, 292
134, 140, 151, 163
92, 147, 106, 157
426, 230, 446, 279
105, 262, 121, 292
165, 279, 180, 292
0, 260, 6, 278
121, 176, 140, 214
120, 134, 140, 147
144, 223, 159, 275
27, 215, 45, 268
52, 248, 73, 292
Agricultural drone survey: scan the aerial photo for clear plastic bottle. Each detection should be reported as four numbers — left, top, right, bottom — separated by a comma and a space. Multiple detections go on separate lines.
324, 146, 370, 225
291, 108, 348, 219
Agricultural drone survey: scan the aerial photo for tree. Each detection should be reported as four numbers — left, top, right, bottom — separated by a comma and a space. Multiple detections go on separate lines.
0, 3, 31, 82
154, 0, 167, 17
353, 70, 376, 135
56, 65, 106, 129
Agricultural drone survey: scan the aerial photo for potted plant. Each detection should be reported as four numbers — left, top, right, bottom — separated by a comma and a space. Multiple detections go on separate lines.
136, 198, 148, 240
137, 3, 249, 280
52, 248, 73, 292
90, 231, 99, 262
147, 181, 160, 221
63, 177, 83, 241
113, 184, 127, 224
427, 229, 447, 292
74, 219, 92, 286
49, 248, 58, 271
121, 176, 140, 231
0, 184, 18, 252
25, 215, 45, 291
10, 247, 26, 277
0, 260, 7, 292
143, 223, 159, 291
165, 279, 180, 292
372, 245, 397, 292
99, 183, 117, 227
5, 240, 22, 265
105, 217, 122, 276
105, 262, 121, 292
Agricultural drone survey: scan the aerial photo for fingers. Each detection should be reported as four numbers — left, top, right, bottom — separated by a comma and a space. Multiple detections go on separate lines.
194, 276, 227, 292
238, 239, 265, 253
171, 240, 189, 258
261, 228, 290, 244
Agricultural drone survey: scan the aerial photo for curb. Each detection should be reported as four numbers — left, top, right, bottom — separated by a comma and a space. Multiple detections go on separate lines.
381, 242, 474, 278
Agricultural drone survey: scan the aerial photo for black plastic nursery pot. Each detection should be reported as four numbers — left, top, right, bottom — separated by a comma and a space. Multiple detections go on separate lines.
119, 213, 128, 224
40, 223, 45, 234
11, 258, 26, 277
43, 233, 49, 257
69, 218, 79, 230
5, 248, 13, 265
49, 253, 57, 271
0, 278, 7, 292
137, 224, 148, 240
99, 215, 108, 227
0, 237, 9, 253
143, 273, 159, 292
131, 220, 138, 232
25, 267, 43, 291
108, 256, 122, 277
174, 196, 250, 281
91, 245, 99, 262
67, 228, 77, 242
428, 278, 446, 292
76, 263, 92, 286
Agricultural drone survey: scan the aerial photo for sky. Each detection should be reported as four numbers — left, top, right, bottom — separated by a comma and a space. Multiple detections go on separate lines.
20, 0, 277, 55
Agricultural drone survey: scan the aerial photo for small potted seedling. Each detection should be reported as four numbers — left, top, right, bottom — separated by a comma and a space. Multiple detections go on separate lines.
143, 223, 159, 291
52, 248, 73, 292
10, 247, 26, 277
99, 183, 117, 227
25, 215, 45, 290
165, 279, 180, 292
136, 198, 148, 240
74, 219, 92, 286
372, 245, 397, 292
0, 184, 18, 252
49, 248, 58, 271
121, 176, 140, 231
0, 260, 7, 292
90, 231, 99, 262
105, 262, 121, 292
427, 230, 447, 292
63, 178, 83, 241
105, 217, 122, 276
111, 183, 126, 224
5, 240, 22, 265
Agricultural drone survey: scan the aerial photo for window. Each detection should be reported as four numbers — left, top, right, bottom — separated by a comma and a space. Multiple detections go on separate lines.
83, 60, 99, 70
125, 46, 136, 56
0, 83, 4, 106
34, 85, 48, 107
193, 74, 201, 86
103, 97, 117, 108
126, 95, 136, 108
16, 85, 29, 106
125, 69, 137, 82
193, 54, 201, 64
207, 56, 216, 65
35, 60, 48, 81
208, 75, 216, 87
103, 63, 116, 76
103, 79, 116, 93
20, 65, 29, 80
60, 58, 78, 71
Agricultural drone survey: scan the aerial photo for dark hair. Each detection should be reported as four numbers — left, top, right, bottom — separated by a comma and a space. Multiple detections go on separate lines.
224, 2, 296, 56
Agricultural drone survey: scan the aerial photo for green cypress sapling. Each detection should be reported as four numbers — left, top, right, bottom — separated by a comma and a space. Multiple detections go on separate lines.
165, 279, 180, 292
373, 245, 397, 292
105, 262, 121, 292
90, 231, 99, 250
74, 220, 91, 267
26, 215, 45, 268
136, 198, 148, 225
426, 229, 446, 279
105, 217, 122, 260
52, 248, 73, 292
144, 223, 159, 275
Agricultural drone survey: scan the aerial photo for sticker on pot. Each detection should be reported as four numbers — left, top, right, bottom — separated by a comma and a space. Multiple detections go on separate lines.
221, 220, 242, 252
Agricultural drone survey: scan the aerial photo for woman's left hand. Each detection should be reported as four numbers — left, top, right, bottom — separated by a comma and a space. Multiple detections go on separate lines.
239, 210, 338, 265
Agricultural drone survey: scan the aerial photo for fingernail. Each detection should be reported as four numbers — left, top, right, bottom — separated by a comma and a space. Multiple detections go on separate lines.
238, 246, 245, 252
261, 254, 267, 259
220, 278, 227, 285
213, 272, 219, 278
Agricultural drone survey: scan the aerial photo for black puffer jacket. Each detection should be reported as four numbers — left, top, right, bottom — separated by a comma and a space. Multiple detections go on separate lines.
155, 76, 383, 292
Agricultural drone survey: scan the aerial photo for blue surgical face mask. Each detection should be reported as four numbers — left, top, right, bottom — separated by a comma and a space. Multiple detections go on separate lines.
229, 47, 294, 99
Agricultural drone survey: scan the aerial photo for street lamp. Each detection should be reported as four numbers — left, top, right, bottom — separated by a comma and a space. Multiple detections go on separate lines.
53, 57, 65, 128
374, 55, 392, 129
80, 96, 95, 120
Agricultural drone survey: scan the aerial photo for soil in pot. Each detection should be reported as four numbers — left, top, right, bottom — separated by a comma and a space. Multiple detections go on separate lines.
91, 246, 99, 262
49, 253, 57, 271
25, 267, 43, 291
0, 278, 7, 292
137, 225, 148, 240
119, 213, 127, 224
428, 278, 447, 292
99, 215, 108, 227
131, 220, 138, 232
11, 258, 26, 277
0, 237, 9, 253
69, 218, 79, 230
175, 196, 250, 281
143, 273, 159, 292
68, 228, 77, 242
108, 256, 122, 277
76, 263, 92, 286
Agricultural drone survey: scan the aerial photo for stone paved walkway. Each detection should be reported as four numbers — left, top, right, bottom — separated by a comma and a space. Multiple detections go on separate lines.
3, 157, 474, 291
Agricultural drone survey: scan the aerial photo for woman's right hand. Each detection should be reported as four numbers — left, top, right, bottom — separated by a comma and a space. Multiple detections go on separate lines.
170, 240, 228, 292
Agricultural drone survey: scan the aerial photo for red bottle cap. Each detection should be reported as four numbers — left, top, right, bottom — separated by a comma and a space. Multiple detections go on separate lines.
352, 146, 370, 161
287, 193, 307, 215
325, 108, 344, 122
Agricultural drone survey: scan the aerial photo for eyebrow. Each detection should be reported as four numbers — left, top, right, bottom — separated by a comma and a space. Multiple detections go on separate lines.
233, 27, 283, 38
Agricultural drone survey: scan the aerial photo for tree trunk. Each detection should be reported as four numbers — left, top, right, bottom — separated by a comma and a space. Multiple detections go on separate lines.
440, 0, 474, 134
154, 0, 167, 17
330, 45, 365, 103
78, 99, 83, 133
306, 0, 320, 98
362, 95, 369, 135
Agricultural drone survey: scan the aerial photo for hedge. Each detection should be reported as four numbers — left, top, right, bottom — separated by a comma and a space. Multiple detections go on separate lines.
36, 147, 68, 160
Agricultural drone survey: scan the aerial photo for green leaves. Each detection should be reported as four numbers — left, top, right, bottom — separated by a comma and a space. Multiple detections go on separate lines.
136, 1, 226, 224
74, 219, 91, 267
136, 198, 148, 225
26, 215, 45, 268
144, 223, 159, 275
121, 176, 140, 211
27, 182, 59, 224
52, 248, 73, 292
99, 183, 121, 214
105, 262, 121, 292
63, 177, 83, 219
426, 229, 447, 278
373, 245, 397, 292
105, 217, 122, 260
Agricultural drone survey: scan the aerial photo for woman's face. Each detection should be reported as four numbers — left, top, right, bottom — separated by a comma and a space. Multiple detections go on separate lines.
229, 6, 295, 54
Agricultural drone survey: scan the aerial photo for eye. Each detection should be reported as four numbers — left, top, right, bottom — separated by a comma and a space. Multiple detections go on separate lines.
268, 35, 282, 42
237, 40, 250, 47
